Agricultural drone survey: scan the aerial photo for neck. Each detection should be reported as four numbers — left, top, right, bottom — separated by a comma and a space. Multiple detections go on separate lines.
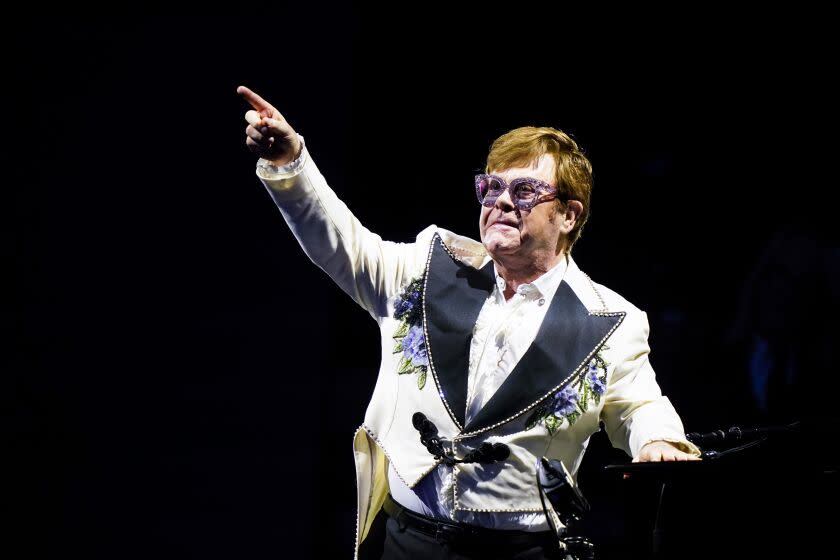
494, 248, 566, 300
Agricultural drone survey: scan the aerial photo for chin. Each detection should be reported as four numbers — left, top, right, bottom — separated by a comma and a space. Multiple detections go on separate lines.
484, 239, 520, 256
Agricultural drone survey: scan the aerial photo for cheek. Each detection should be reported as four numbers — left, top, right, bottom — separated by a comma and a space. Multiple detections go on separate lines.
530, 209, 554, 231
479, 209, 491, 229
519, 212, 536, 232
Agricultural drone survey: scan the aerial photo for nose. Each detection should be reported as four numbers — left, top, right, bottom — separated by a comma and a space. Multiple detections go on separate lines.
494, 187, 516, 210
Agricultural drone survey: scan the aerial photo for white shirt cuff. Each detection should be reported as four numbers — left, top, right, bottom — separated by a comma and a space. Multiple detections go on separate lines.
256, 134, 307, 179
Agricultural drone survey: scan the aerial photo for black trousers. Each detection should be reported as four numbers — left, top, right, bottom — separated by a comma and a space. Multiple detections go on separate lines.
359, 506, 566, 560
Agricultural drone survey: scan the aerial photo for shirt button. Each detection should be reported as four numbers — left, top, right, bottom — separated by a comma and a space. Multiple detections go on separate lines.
538, 298, 546, 306
496, 277, 506, 290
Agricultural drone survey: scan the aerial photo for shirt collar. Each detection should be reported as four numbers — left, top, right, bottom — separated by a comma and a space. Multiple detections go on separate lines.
493, 255, 569, 299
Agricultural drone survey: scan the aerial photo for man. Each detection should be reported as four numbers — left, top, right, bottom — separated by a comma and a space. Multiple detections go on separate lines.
237, 85, 700, 559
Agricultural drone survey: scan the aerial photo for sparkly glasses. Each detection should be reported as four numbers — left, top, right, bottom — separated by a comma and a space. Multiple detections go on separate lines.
475, 174, 559, 210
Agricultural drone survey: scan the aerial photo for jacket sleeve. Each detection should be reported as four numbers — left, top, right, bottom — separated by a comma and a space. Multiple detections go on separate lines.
599, 308, 701, 458
256, 145, 435, 320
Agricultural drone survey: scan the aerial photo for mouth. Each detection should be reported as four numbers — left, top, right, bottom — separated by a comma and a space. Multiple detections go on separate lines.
490, 219, 518, 229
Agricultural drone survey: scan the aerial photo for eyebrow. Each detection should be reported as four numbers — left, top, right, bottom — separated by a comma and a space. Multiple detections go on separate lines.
492, 174, 551, 184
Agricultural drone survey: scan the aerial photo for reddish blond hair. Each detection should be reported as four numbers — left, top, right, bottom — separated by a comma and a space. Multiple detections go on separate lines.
486, 126, 593, 253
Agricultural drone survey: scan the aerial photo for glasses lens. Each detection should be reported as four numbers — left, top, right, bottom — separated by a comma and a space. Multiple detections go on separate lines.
477, 177, 489, 200
478, 176, 504, 203
512, 181, 538, 205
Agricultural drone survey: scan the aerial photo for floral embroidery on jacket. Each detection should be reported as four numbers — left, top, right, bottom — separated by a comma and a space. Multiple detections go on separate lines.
392, 277, 428, 389
526, 346, 610, 435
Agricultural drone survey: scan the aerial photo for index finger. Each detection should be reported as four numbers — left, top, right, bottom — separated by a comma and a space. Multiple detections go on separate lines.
237, 85, 273, 113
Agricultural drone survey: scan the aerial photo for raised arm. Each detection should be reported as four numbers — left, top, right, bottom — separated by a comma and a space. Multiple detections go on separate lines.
237, 86, 432, 319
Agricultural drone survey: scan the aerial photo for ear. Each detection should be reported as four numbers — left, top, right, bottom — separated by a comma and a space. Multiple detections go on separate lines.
562, 200, 584, 231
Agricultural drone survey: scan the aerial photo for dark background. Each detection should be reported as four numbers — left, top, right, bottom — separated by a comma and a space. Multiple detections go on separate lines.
5, 12, 838, 560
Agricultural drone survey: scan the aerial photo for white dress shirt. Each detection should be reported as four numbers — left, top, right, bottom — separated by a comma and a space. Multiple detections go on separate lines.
388, 256, 570, 531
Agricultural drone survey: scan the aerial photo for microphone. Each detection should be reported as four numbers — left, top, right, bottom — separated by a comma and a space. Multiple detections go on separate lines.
537, 457, 590, 522
686, 429, 730, 444
686, 422, 800, 445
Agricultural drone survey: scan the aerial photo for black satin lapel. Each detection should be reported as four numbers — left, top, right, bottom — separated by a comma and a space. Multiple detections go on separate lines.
423, 235, 495, 429
464, 281, 624, 433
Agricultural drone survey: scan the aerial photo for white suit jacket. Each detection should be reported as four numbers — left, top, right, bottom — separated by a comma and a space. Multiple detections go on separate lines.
256, 147, 699, 559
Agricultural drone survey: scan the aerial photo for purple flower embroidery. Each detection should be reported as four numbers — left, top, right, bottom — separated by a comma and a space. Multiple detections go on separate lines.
392, 276, 428, 389
402, 325, 429, 367
588, 361, 606, 395
552, 385, 579, 417
526, 347, 610, 434
394, 295, 414, 318
394, 283, 422, 321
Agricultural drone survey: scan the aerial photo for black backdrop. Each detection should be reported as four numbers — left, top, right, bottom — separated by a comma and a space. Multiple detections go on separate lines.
6, 12, 837, 560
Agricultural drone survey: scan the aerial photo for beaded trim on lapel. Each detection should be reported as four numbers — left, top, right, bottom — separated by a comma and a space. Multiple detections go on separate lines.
418, 232, 627, 439
421, 234, 496, 430
420, 235, 459, 427
458, 307, 625, 438
525, 345, 610, 434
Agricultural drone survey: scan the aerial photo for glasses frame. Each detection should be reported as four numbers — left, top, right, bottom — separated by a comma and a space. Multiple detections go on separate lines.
475, 174, 560, 210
